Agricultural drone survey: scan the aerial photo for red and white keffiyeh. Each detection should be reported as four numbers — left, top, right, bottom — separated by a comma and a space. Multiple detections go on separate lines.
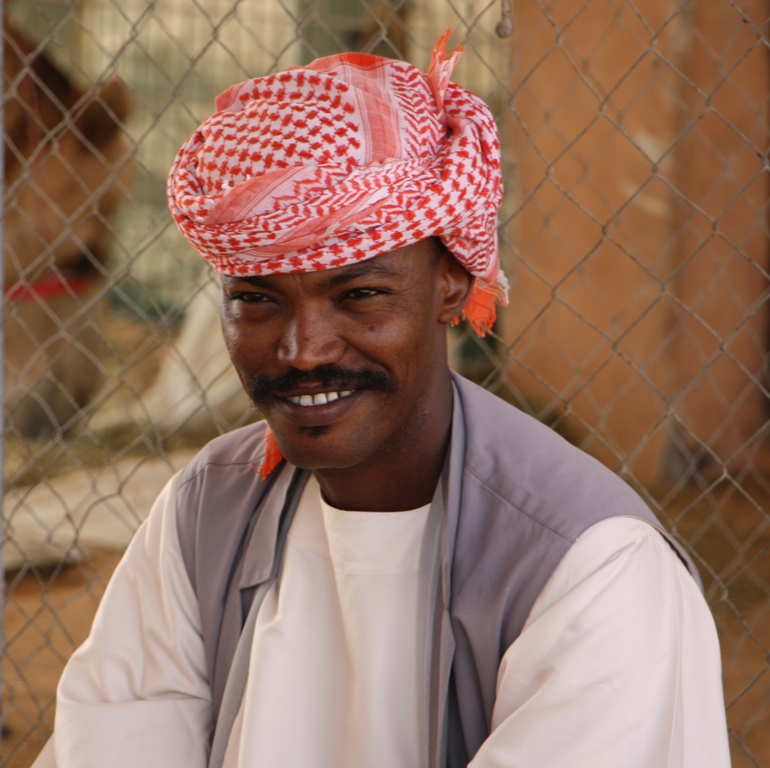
167, 32, 507, 336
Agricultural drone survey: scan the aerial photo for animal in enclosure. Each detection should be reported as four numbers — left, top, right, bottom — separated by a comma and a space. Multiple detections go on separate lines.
503, 0, 769, 486
3, 21, 133, 439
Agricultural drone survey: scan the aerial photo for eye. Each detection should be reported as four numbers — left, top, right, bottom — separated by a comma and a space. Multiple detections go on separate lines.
239, 292, 268, 302
228, 289, 273, 304
342, 287, 384, 300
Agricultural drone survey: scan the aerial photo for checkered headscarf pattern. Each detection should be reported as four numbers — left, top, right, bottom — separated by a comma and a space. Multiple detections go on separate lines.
167, 32, 507, 335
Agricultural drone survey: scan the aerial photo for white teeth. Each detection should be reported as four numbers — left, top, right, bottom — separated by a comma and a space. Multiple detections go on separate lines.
286, 390, 355, 406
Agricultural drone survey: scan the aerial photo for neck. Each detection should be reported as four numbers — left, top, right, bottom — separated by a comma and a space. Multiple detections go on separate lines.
313, 372, 454, 512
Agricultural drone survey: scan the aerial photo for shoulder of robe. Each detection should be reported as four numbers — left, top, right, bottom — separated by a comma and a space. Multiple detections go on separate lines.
450, 372, 656, 542
173, 420, 281, 593
178, 420, 270, 487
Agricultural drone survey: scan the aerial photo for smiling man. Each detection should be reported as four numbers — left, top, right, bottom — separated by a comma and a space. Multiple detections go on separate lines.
221, 239, 469, 512
37, 35, 730, 768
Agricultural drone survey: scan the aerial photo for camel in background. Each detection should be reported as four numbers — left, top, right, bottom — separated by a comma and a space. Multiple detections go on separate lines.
3, 21, 133, 439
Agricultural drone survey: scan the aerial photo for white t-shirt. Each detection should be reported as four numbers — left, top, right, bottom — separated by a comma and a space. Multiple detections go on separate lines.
47, 471, 731, 768
222, 475, 432, 768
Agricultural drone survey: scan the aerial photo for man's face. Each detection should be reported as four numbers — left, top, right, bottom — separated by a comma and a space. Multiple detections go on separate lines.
220, 239, 471, 472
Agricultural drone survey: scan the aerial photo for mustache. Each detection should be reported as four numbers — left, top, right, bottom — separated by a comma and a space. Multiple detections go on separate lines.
249, 364, 396, 398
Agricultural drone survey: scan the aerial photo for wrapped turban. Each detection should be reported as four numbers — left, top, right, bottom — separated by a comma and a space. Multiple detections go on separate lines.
167, 31, 507, 336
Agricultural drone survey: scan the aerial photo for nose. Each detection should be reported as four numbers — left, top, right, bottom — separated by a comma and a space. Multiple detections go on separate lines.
276, 304, 344, 371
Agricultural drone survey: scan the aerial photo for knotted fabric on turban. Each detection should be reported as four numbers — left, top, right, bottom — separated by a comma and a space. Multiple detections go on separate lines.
167, 31, 507, 337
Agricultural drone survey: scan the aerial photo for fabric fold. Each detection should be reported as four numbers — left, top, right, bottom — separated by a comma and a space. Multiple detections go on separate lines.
167, 31, 506, 336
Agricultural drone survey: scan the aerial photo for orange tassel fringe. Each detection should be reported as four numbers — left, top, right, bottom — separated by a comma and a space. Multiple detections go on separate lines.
259, 424, 284, 480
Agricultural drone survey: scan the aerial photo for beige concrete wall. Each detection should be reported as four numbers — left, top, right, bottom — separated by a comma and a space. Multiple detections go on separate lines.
667, 0, 769, 480
502, 0, 768, 486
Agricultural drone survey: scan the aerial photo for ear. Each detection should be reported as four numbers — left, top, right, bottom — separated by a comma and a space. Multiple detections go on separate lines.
436, 250, 474, 326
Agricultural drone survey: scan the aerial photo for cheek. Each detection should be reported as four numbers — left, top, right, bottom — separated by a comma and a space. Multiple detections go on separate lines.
219, 308, 241, 352
351, 319, 416, 366
362, 324, 437, 390
220, 323, 238, 360
220, 320, 244, 364
221, 321, 271, 375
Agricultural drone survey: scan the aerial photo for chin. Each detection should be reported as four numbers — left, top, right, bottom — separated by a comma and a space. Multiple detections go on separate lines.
272, 430, 365, 471
280, 449, 363, 472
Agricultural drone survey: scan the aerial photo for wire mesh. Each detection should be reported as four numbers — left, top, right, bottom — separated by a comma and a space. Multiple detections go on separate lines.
2, 0, 769, 765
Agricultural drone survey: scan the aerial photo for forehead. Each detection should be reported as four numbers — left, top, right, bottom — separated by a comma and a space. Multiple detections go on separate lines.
221, 239, 440, 290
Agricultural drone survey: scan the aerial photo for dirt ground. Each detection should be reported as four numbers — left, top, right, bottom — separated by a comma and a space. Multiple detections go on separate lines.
1, 311, 211, 766
664, 477, 770, 767
2, 551, 122, 767
2, 480, 770, 767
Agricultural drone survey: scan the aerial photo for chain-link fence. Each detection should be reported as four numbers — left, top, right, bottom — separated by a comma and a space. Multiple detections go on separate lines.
2, 0, 769, 765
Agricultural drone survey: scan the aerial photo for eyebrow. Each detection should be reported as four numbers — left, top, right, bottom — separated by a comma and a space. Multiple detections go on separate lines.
224, 274, 277, 290
224, 261, 404, 291
320, 261, 403, 288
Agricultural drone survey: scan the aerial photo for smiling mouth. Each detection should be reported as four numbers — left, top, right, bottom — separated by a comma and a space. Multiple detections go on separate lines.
284, 389, 356, 407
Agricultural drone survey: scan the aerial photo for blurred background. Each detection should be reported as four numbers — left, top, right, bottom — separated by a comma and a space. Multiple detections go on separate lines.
2, 0, 769, 765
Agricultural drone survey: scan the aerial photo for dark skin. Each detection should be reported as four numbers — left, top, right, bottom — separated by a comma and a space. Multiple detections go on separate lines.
220, 238, 474, 511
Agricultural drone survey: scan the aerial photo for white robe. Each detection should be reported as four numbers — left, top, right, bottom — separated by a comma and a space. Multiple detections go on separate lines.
222, 475, 431, 767
40, 471, 730, 768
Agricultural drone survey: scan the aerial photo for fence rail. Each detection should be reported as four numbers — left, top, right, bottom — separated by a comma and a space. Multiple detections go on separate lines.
3, 1, 770, 765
